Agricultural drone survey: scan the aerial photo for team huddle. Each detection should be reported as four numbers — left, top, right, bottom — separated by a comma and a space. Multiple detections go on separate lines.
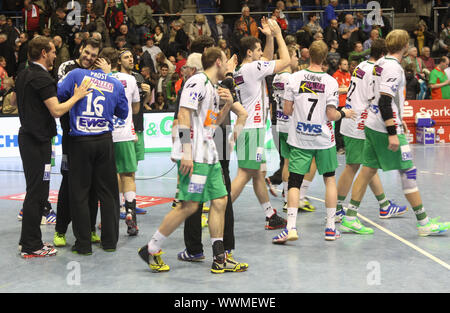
17, 19, 450, 273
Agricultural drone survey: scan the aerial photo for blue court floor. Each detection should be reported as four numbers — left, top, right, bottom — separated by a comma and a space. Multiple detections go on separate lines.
0, 144, 449, 293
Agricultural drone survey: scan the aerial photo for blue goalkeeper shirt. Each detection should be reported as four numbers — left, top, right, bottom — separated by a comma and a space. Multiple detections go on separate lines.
57, 68, 128, 136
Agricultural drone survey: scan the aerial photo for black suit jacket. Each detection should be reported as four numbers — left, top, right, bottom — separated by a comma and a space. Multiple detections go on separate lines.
210, 22, 232, 45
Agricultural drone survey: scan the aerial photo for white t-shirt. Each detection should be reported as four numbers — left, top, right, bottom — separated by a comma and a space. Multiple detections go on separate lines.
110, 71, 140, 142
171, 73, 221, 165
365, 56, 405, 134
284, 69, 339, 150
340, 60, 375, 140
233, 60, 276, 129
273, 72, 291, 133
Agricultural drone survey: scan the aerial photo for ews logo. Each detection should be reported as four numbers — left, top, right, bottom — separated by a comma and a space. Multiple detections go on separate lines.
296, 122, 322, 134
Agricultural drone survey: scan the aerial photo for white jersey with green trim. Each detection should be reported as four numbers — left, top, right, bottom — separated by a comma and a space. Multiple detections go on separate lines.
233, 60, 276, 129
340, 60, 375, 140
171, 73, 221, 165
284, 69, 339, 150
110, 71, 140, 142
365, 56, 405, 134
273, 72, 291, 133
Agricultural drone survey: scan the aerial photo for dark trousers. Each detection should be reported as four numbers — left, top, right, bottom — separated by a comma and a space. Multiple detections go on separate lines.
68, 133, 120, 253
183, 159, 235, 254
335, 115, 344, 150
55, 134, 98, 234
18, 131, 52, 253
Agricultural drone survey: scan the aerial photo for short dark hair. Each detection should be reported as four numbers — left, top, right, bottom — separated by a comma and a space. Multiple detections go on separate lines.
201, 47, 223, 70
239, 36, 262, 59
370, 38, 387, 60
160, 63, 169, 69
81, 37, 101, 50
28, 36, 53, 61
99, 47, 118, 68
190, 35, 215, 53
440, 56, 449, 64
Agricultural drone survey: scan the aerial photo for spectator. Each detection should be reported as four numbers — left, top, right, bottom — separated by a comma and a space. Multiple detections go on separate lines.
52, 35, 70, 78
332, 58, 351, 154
168, 55, 176, 68
188, 14, 212, 43
22, 0, 40, 37
118, 24, 137, 46
438, 19, 450, 54
159, 0, 184, 25
323, 0, 338, 29
306, 13, 323, 36
86, 8, 111, 47
363, 29, 379, 51
0, 14, 18, 47
72, 33, 83, 59
271, 8, 288, 34
231, 20, 248, 56
0, 33, 16, 76
210, 15, 232, 45
105, 0, 125, 39
1, 77, 17, 114
327, 39, 341, 75
166, 72, 178, 109
348, 41, 371, 64
313, 32, 324, 42
324, 19, 340, 46
429, 56, 450, 100
321, 59, 329, 74
237, 5, 259, 38
155, 52, 175, 75
161, 19, 188, 57
17, 32, 29, 66
420, 46, 435, 73
217, 0, 242, 30
405, 63, 420, 100
51, 8, 71, 43
115, 35, 130, 50
402, 46, 428, 99
150, 92, 168, 111
142, 35, 161, 69
153, 25, 164, 46
298, 48, 310, 67
339, 14, 358, 36
0, 56, 8, 90
412, 21, 435, 55
175, 50, 187, 78
127, 0, 157, 42
218, 39, 231, 59
355, 11, 371, 39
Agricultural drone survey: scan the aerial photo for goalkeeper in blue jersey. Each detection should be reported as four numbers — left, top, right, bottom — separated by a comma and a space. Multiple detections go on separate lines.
57, 54, 129, 255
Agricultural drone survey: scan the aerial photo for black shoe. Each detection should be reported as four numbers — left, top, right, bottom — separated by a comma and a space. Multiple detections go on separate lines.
265, 210, 287, 230
125, 200, 139, 236
71, 245, 92, 255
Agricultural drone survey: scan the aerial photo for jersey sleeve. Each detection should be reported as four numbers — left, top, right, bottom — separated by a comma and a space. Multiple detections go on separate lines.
179, 75, 205, 111
57, 70, 76, 102
326, 77, 339, 108
114, 82, 129, 120
283, 76, 295, 102
249, 60, 276, 81
379, 64, 403, 97
131, 77, 140, 103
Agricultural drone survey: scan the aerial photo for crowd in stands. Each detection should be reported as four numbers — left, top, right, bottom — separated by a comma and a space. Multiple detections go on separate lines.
0, 0, 450, 116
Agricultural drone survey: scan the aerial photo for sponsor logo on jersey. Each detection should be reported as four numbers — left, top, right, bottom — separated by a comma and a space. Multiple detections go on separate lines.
298, 81, 325, 94
352, 67, 366, 79
373, 65, 383, 77
296, 122, 322, 135
119, 79, 128, 88
81, 76, 114, 94
77, 116, 109, 132
234, 75, 244, 85
273, 82, 285, 90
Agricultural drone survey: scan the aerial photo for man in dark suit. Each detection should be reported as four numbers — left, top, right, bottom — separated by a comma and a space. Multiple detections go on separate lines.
210, 15, 231, 45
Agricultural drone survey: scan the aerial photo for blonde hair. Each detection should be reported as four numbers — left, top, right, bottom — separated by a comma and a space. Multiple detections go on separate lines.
309, 40, 328, 65
385, 29, 409, 54
195, 14, 206, 24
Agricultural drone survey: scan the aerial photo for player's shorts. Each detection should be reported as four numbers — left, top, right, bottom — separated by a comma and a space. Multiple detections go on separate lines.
236, 128, 266, 170
288, 146, 338, 175
134, 131, 145, 162
114, 140, 137, 173
177, 161, 228, 203
279, 132, 291, 160
363, 127, 414, 171
343, 136, 365, 165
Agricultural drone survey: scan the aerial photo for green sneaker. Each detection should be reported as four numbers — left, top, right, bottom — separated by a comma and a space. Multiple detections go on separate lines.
417, 217, 449, 237
340, 216, 374, 235
53, 232, 67, 247
91, 232, 101, 243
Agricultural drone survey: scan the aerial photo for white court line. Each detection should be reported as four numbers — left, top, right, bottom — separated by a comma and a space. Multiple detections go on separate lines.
306, 195, 450, 271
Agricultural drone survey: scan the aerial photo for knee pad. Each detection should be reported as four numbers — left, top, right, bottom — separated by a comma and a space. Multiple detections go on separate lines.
323, 171, 335, 178
288, 172, 304, 190
399, 167, 418, 194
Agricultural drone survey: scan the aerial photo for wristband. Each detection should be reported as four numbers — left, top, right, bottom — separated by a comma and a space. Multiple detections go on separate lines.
386, 125, 397, 136
340, 110, 346, 119
225, 72, 233, 78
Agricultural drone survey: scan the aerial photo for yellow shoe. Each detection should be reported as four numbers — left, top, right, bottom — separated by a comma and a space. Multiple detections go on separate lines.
202, 204, 210, 213
138, 246, 170, 273
299, 198, 315, 212
287, 228, 299, 241
201, 213, 208, 228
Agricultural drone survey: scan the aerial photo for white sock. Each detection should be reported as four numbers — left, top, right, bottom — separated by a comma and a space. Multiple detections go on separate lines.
148, 230, 166, 254
124, 191, 136, 202
211, 237, 223, 246
286, 207, 298, 230
299, 179, 311, 201
119, 193, 124, 207
283, 181, 288, 202
262, 202, 275, 217
326, 207, 336, 229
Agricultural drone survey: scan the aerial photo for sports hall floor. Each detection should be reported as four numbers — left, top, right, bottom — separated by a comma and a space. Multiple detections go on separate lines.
0, 145, 449, 293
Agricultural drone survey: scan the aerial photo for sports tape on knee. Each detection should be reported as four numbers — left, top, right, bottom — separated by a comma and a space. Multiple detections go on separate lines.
399, 167, 418, 194
288, 172, 304, 190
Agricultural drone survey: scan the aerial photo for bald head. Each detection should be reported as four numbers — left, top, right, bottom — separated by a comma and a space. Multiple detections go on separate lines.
53, 35, 62, 48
